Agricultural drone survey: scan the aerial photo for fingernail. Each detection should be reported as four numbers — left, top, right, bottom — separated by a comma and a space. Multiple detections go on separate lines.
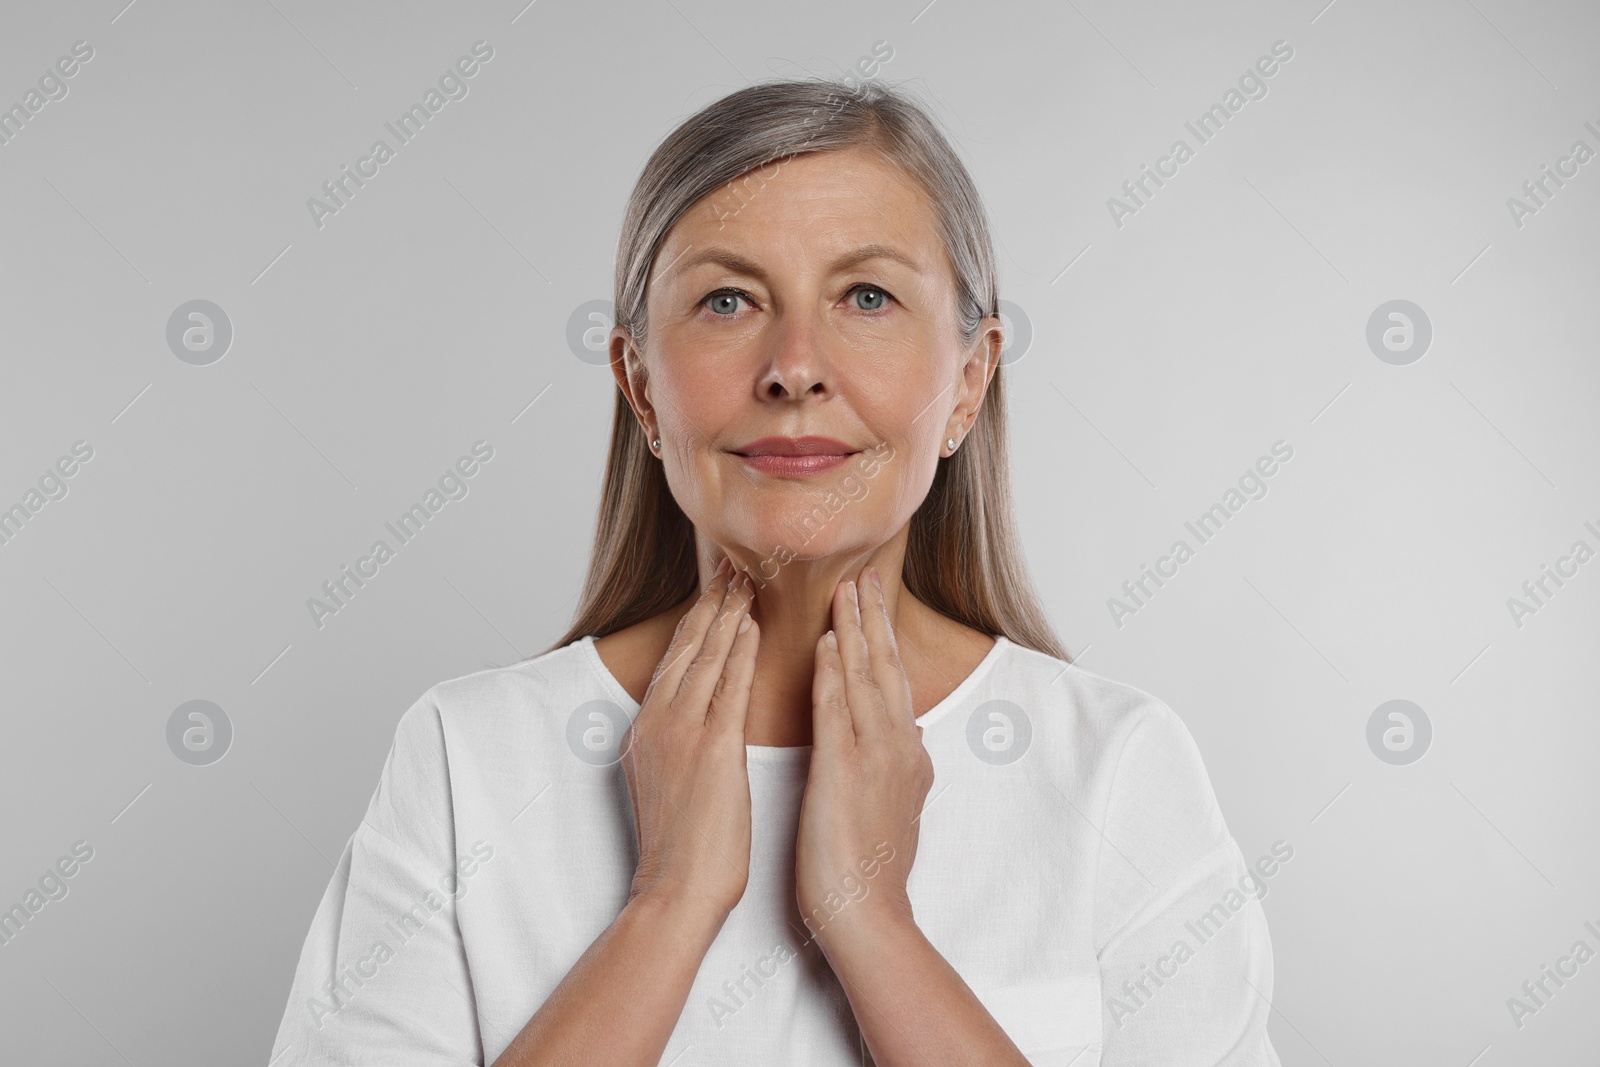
846, 580, 858, 605
738, 615, 752, 634
869, 567, 883, 591
824, 630, 838, 650
713, 557, 730, 578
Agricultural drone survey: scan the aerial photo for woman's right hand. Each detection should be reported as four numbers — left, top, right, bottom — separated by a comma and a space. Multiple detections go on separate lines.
621, 557, 759, 922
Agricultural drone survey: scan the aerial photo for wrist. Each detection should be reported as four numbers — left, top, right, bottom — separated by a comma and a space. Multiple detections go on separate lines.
797, 875, 913, 932
806, 891, 917, 955
624, 888, 731, 946
811, 898, 923, 975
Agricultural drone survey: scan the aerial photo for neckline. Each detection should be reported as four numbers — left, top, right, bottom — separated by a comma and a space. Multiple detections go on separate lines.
577, 633, 1010, 764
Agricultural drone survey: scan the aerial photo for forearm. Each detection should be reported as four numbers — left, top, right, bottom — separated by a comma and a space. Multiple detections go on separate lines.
491, 893, 724, 1067
817, 906, 1030, 1067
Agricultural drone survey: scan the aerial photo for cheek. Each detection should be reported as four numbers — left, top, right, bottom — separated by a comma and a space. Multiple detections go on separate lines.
846, 438, 939, 524
652, 365, 738, 440
644, 351, 749, 492
882, 452, 940, 520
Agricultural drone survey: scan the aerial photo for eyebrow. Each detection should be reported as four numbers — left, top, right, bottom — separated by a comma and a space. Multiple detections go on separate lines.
667, 243, 922, 283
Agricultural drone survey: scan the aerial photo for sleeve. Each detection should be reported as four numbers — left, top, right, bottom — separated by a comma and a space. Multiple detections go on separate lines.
268, 690, 484, 1066
1092, 700, 1282, 1066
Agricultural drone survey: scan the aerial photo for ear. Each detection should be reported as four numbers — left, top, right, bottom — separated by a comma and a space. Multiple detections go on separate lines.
946, 313, 1004, 442
609, 324, 657, 441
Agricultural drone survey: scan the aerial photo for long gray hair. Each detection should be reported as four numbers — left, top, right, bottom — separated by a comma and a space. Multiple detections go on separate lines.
542, 78, 1068, 662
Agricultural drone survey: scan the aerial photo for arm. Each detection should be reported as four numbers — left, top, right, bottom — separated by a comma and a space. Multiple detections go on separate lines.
798, 570, 1030, 1066
489, 892, 726, 1066
1096, 839, 1280, 1065
270, 730, 734, 1067
495, 561, 760, 1065
1093, 702, 1281, 1066
267, 695, 484, 1066
814, 903, 1030, 1066
270, 563, 759, 1067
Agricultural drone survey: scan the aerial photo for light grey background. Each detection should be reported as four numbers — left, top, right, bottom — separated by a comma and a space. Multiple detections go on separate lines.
2, 0, 1597, 1063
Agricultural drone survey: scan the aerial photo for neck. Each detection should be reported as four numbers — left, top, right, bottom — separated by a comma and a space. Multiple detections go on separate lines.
695, 532, 924, 747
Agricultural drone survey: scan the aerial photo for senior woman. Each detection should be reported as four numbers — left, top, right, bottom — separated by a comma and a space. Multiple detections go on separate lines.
271, 79, 1280, 1066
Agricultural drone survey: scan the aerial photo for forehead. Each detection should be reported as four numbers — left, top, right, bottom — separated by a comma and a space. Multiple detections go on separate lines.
656, 146, 945, 276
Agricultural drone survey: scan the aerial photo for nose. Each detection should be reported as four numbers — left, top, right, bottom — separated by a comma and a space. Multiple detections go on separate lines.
756, 310, 835, 401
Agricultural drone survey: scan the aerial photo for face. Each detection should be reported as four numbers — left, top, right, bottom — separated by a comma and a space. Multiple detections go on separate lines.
612, 145, 1001, 573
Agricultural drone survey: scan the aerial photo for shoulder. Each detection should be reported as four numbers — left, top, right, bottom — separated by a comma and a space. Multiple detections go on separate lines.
591, 610, 682, 705
991, 642, 1226, 837
389, 638, 602, 759
994, 641, 1201, 764
990, 647, 1242, 926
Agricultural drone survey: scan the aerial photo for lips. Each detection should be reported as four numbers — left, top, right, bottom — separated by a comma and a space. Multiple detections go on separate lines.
734, 436, 857, 458
733, 436, 858, 477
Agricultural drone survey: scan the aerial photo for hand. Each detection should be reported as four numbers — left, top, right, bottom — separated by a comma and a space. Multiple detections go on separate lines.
795, 565, 933, 943
621, 558, 760, 922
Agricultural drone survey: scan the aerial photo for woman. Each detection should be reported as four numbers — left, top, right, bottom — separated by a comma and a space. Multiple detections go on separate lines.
271, 78, 1280, 1066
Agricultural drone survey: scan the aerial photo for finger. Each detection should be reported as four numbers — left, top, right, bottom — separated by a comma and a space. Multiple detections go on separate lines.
858, 566, 914, 728
644, 557, 734, 705
706, 610, 758, 734
811, 629, 853, 750
673, 570, 754, 716
832, 578, 889, 740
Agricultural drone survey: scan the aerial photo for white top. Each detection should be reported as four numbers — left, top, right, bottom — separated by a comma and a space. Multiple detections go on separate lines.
270, 635, 1281, 1066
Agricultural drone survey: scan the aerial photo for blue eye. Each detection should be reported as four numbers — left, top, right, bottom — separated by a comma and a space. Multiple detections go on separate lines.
702, 286, 891, 316
850, 285, 890, 311
706, 291, 743, 315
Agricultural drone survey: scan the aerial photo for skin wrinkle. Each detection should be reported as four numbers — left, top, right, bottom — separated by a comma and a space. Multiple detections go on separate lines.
604, 144, 1003, 747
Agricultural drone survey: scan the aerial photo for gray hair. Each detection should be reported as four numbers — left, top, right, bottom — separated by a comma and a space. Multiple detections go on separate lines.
614, 78, 999, 353
543, 77, 1068, 663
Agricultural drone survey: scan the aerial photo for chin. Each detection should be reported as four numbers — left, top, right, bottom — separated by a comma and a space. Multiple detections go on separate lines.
726, 500, 874, 565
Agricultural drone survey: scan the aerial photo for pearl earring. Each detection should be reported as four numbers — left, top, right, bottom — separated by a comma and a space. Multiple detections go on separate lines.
651, 438, 661, 452
946, 436, 957, 452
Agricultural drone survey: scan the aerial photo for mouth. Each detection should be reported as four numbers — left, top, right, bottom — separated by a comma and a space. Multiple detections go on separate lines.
732, 436, 859, 477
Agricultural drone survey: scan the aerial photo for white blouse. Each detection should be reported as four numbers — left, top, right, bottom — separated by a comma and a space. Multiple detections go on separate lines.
270, 635, 1281, 1065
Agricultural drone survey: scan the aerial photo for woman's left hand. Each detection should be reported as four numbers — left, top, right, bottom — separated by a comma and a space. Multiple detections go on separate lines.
794, 564, 934, 943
